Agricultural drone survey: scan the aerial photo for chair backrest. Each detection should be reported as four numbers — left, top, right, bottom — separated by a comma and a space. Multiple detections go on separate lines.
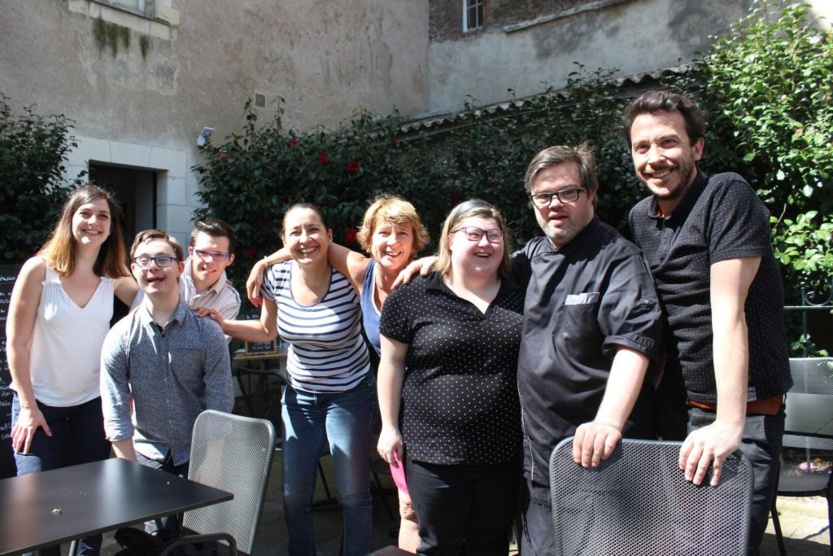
184, 410, 276, 555
788, 357, 833, 395
549, 438, 753, 556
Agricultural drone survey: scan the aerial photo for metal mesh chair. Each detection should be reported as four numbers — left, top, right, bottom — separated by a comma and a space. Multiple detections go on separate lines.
549, 437, 753, 556
161, 410, 277, 556
771, 357, 833, 556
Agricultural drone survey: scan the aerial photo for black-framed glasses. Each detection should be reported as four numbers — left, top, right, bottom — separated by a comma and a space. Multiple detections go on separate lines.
193, 249, 232, 262
529, 187, 586, 207
133, 255, 177, 269
452, 226, 504, 243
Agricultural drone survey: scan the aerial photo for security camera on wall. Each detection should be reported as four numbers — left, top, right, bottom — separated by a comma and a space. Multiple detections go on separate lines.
197, 127, 214, 148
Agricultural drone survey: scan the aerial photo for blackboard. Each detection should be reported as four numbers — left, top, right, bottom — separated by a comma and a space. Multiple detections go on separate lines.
0, 265, 20, 478
240, 309, 279, 354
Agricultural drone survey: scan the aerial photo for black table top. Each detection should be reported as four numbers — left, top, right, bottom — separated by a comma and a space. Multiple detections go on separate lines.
0, 457, 233, 556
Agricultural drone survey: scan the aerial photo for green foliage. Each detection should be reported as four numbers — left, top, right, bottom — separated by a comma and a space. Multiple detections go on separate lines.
694, 0, 833, 352
0, 94, 81, 262
192, 99, 406, 282
192, 69, 638, 286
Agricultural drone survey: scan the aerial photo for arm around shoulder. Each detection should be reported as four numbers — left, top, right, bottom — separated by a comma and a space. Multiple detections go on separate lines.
328, 242, 370, 290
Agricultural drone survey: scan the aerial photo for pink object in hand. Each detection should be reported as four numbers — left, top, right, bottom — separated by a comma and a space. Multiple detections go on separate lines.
390, 451, 409, 492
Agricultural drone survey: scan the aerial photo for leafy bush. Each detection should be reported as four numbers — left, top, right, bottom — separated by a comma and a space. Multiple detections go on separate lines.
192, 69, 638, 286
694, 0, 833, 352
0, 94, 80, 262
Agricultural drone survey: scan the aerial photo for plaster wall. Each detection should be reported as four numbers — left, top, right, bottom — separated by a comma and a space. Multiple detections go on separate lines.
0, 0, 429, 243
427, 0, 829, 114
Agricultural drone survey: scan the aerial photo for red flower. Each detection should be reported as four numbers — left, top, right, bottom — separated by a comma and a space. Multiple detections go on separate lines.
244, 246, 258, 257
344, 228, 358, 244
289, 137, 299, 147
317, 151, 330, 165
346, 160, 361, 175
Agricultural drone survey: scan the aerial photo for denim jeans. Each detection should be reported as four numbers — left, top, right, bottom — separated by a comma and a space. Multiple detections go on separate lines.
281, 376, 374, 556
12, 395, 111, 556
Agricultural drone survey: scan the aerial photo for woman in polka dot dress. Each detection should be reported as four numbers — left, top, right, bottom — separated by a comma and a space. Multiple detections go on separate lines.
377, 199, 524, 556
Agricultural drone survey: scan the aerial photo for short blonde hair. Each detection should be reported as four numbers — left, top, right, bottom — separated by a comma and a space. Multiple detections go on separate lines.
435, 199, 512, 281
355, 194, 429, 256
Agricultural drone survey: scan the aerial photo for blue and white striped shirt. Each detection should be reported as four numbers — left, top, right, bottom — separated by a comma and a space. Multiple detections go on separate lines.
262, 261, 370, 393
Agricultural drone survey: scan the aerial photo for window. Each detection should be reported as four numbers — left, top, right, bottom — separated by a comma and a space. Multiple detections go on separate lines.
94, 0, 147, 17
462, 0, 484, 32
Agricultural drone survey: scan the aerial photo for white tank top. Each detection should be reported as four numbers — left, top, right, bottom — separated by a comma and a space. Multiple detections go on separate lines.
24, 265, 114, 407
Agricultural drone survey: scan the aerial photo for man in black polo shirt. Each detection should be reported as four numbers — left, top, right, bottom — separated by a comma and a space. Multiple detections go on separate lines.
624, 90, 792, 555
516, 144, 663, 556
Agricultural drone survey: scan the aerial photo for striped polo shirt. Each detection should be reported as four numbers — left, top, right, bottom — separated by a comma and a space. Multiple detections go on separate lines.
262, 261, 370, 393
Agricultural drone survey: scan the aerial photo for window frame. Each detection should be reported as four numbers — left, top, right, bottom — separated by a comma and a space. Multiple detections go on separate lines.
91, 0, 149, 19
462, 0, 484, 33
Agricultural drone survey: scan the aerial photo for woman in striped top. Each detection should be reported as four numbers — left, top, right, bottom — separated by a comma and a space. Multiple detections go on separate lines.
204, 203, 374, 556
247, 194, 430, 552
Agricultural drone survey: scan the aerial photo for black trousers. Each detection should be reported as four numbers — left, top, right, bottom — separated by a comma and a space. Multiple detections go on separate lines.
406, 458, 519, 556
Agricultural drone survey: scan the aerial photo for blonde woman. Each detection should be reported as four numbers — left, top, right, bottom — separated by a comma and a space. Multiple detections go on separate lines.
377, 199, 523, 556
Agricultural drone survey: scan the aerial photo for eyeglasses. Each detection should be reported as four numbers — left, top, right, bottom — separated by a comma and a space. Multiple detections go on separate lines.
452, 226, 504, 243
194, 249, 232, 262
133, 255, 177, 269
529, 188, 586, 207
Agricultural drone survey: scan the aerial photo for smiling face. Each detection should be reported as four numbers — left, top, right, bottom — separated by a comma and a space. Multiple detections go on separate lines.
448, 215, 505, 278
629, 109, 704, 214
530, 161, 595, 249
282, 207, 332, 265
370, 220, 415, 274
131, 238, 184, 301
188, 231, 234, 289
71, 198, 112, 248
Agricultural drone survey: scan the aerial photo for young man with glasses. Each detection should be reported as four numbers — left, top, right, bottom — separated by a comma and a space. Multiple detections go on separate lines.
100, 229, 234, 537
515, 144, 663, 556
132, 219, 241, 341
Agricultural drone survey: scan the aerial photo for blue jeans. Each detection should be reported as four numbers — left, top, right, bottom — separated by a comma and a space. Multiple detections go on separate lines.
281, 377, 374, 556
12, 395, 111, 556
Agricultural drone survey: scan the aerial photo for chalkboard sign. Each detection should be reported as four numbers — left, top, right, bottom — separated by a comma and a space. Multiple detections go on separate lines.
239, 308, 280, 354
0, 265, 20, 478
244, 339, 279, 354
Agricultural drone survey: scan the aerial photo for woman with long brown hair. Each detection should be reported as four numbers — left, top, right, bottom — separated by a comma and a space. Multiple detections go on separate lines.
6, 185, 137, 555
